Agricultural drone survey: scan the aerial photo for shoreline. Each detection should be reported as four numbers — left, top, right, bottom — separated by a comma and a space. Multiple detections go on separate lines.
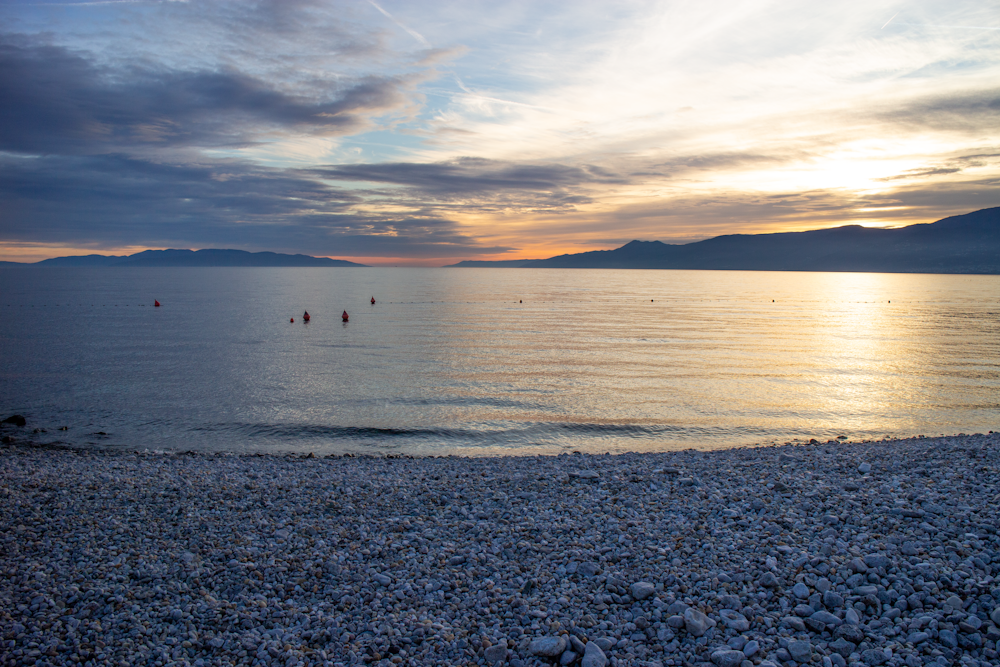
2, 433, 999, 667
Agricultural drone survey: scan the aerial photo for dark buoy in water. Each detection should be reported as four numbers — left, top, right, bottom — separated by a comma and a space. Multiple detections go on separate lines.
303, 311, 310, 322
371, 296, 376, 304
342, 310, 349, 322
290, 317, 294, 323
154, 300, 161, 307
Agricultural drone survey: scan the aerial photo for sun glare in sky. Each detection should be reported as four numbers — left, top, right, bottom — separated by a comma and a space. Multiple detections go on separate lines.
1, 0, 998, 265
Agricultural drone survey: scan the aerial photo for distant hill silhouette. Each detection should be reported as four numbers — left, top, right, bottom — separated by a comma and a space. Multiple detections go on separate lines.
463, 207, 998, 274
5, 249, 367, 267
444, 259, 542, 267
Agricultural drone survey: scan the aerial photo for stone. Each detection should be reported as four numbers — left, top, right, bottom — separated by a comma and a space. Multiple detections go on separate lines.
719, 594, 742, 609
793, 582, 810, 599
485, 644, 508, 664
742, 640, 759, 657
794, 604, 815, 617
858, 463, 871, 473
861, 649, 887, 666
630, 581, 655, 600
727, 636, 748, 651
759, 572, 780, 588
372, 573, 392, 586
788, 640, 812, 662
719, 609, 750, 632
711, 649, 746, 667
829, 638, 854, 657
990, 608, 1000, 626
684, 608, 716, 636
667, 614, 686, 628
2, 415, 26, 426
560, 650, 578, 665
581, 641, 607, 667
847, 558, 868, 573
593, 638, 615, 652
823, 590, 844, 608
810, 610, 842, 627
937, 629, 957, 648
835, 624, 865, 644
781, 616, 806, 632
578, 562, 600, 577
530, 636, 567, 657
863, 554, 891, 570
905, 631, 928, 644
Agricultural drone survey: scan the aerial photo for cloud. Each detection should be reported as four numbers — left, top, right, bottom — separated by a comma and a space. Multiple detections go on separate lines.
0, 152, 506, 258
0, 35, 422, 155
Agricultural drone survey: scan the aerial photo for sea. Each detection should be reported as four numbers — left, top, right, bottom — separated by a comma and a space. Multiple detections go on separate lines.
1, 267, 998, 457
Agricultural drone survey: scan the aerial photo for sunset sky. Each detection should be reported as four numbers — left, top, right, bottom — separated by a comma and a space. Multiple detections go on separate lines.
1, 0, 998, 265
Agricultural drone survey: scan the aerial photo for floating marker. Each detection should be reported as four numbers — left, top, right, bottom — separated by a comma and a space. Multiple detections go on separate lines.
371, 296, 376, 304
342, 310, 349, 322
290, 317, 294, 323
303, 311, 311, 322
154, 300, 161, 307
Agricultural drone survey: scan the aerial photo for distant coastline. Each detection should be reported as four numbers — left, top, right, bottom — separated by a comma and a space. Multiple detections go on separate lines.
0, 248, 367, 268
445, 207, 1000, 274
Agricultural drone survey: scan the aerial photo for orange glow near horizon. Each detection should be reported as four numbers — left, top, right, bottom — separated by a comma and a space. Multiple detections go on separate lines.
0, 208, 952, 267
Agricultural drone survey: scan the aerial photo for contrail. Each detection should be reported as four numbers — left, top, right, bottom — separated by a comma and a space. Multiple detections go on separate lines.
896, 22, 1000, 31
881, 12, 899, 30
366, 0, 431, 48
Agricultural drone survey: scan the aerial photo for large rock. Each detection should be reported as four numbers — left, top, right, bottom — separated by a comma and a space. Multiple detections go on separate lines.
787, 639, 812, 662
829, 638, 854, 657
710, 649, 746, 667
530, 636, 567, 657
758, 572, 780, 588
861, 649, 888, 666
719, 609, 750, 631
864, 554, 891, 570
630, 581, 655, 600
810, 610, 842, 627
484, 644, 508, 664
835, 624, 865, 644
581, 641, 607, 667
2, 415, 26, 427
823, 590, 845, 608
683, 608, 716, 636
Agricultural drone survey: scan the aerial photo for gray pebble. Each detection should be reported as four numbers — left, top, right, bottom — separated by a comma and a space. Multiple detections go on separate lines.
788, 639, 812, 662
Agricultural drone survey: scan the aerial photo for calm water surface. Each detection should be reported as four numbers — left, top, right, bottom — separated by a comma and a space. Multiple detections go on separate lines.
1, 267, 998, 455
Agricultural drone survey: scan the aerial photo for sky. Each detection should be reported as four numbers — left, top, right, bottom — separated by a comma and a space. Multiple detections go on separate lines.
1, 0, 998, 266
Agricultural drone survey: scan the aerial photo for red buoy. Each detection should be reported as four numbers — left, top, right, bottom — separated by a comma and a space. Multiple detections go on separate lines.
342, 310, 349, 322
154, 300, 161, 307
371, 296, 376, 304
303, 311, 310, 322
290, 317, 294, 323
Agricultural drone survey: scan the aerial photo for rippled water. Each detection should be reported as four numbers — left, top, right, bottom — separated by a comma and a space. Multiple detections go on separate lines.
1, 267, 998, 455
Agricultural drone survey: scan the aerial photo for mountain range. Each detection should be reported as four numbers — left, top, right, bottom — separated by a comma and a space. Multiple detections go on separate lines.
0, 248, 366, 267
447, 207, 1000, 274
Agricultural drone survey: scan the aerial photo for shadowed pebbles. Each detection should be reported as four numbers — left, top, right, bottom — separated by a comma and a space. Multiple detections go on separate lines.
2, 433, 1000, 667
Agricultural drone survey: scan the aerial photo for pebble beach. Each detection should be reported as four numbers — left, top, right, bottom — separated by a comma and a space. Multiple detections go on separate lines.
2, 433, 1000, 667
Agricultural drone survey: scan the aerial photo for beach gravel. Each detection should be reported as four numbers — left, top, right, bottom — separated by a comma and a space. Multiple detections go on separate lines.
2, 432, 1000, 667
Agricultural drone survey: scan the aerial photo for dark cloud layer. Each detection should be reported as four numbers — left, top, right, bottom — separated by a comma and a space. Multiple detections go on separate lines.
0, 35, 416, 155
0, 153, 507, 258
